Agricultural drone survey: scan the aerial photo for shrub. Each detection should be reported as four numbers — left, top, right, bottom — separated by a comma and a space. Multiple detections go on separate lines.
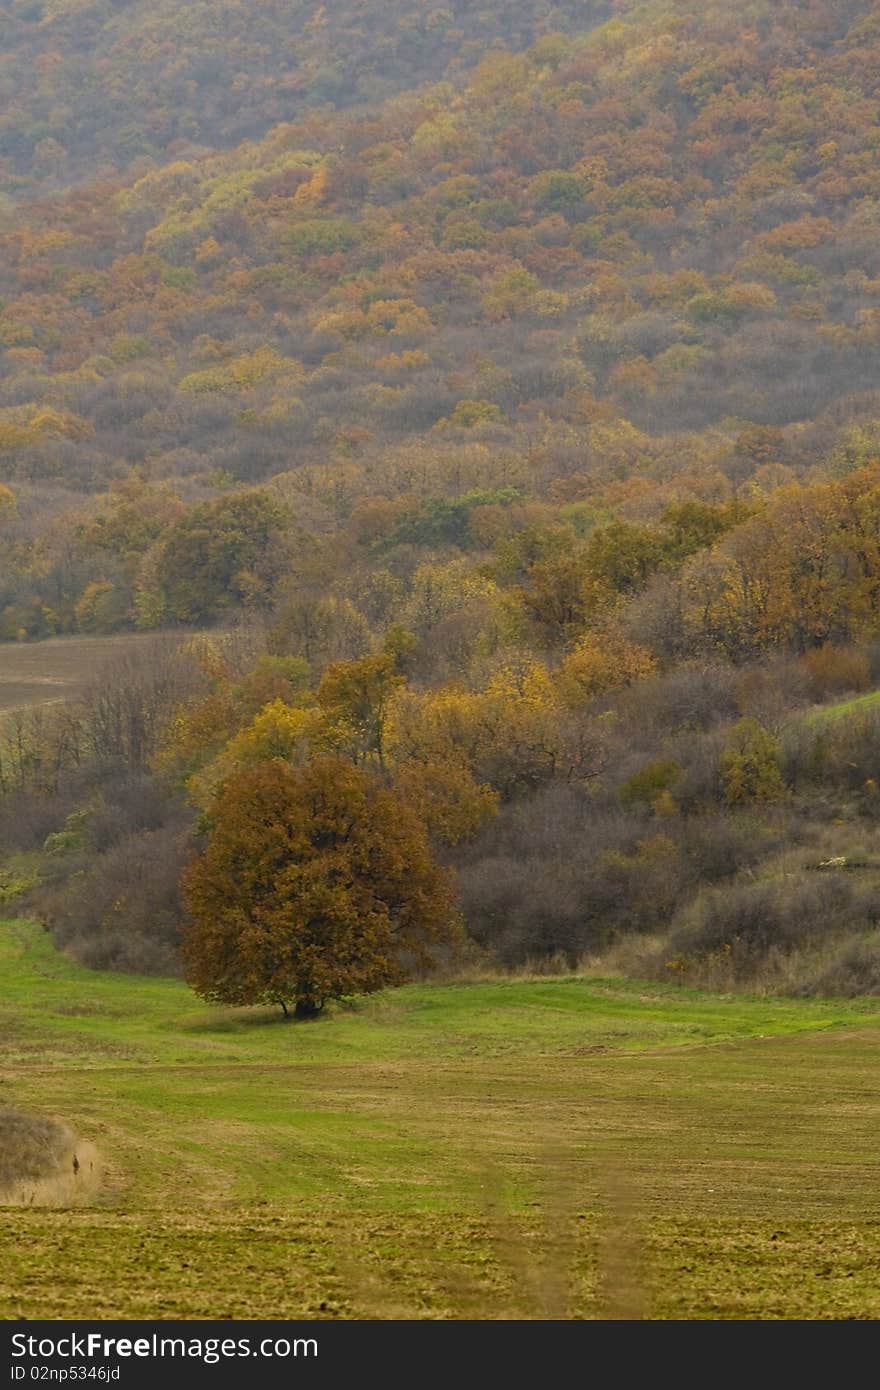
557, 631, 656, 706
0, 1107, 71, 1190
720, 718, 786, 805
40, 824, 190, 974
802, 937, 880, 996
668, 727, 729, 809
455, 787, 690, 965
619, 760, 682, 811
734, 656, 811, 729
677, 814, 785, 883
801, 645, 872, 700
785, 709, 880, 794
618, 661, 740, 735
665, 875, 879, 980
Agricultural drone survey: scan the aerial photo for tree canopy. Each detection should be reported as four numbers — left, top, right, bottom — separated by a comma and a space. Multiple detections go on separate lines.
182, 756, 460, 1017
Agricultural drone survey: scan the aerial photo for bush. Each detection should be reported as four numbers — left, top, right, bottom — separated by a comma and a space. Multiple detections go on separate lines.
667, 727, 729, 809
801, 937, 880, 996
618, 661, 740, 735
784, 709, 880, 795
455, 787, 690, 965
618, 760, 682, 810
676, 813, 782, 882
85, 771, 186, 853
0, 1107, 71, 1189
665, 875, 880, 980
720, 719, 786, 805
801, 645, 872, 700
40, 824, 190, 974
734, 656, 811, 729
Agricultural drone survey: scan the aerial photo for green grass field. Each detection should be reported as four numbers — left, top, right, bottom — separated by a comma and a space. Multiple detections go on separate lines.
805, 687, 880, 725
2, 919, 880, 1320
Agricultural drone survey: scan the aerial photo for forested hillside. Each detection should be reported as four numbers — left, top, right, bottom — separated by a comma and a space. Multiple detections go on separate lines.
0, 0, 616, 192
4, 0, 880, 1000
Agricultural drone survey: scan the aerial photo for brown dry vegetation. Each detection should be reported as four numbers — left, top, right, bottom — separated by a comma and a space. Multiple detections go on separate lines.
0, 1104, 69, 1186
0, 1103, 91, 1207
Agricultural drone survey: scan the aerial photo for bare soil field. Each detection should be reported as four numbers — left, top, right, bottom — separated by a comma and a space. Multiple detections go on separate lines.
0, 632, 190, 711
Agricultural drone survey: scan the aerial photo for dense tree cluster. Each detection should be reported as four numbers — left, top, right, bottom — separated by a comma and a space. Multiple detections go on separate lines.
2, 3, 880, 636
0, 1, 615, 191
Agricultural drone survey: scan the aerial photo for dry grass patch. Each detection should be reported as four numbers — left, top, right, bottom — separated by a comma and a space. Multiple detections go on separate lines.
0, 1104, 100, 1207
0, 1106, 70, 1186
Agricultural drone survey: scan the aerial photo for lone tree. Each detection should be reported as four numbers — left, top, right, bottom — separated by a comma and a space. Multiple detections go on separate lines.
182, 755, 460, 1018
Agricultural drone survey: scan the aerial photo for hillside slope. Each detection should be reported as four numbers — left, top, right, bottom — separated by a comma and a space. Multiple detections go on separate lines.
0, 0, 616, 194
1, 0, 879, 502
5, 2, 880, 999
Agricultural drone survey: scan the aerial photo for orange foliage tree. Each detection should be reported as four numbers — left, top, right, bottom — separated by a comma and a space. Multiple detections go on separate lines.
182, 755, 459, 1018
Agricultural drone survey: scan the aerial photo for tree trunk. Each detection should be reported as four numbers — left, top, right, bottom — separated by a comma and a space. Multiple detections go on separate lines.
294, 997, 323, 1020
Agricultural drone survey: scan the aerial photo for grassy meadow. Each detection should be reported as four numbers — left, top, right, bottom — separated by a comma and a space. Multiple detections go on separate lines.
806, 688, 880, 725
2, 919, 880, 1319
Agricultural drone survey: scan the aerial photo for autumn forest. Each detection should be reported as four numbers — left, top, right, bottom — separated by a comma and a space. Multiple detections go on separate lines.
4, 0, 880, 1006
